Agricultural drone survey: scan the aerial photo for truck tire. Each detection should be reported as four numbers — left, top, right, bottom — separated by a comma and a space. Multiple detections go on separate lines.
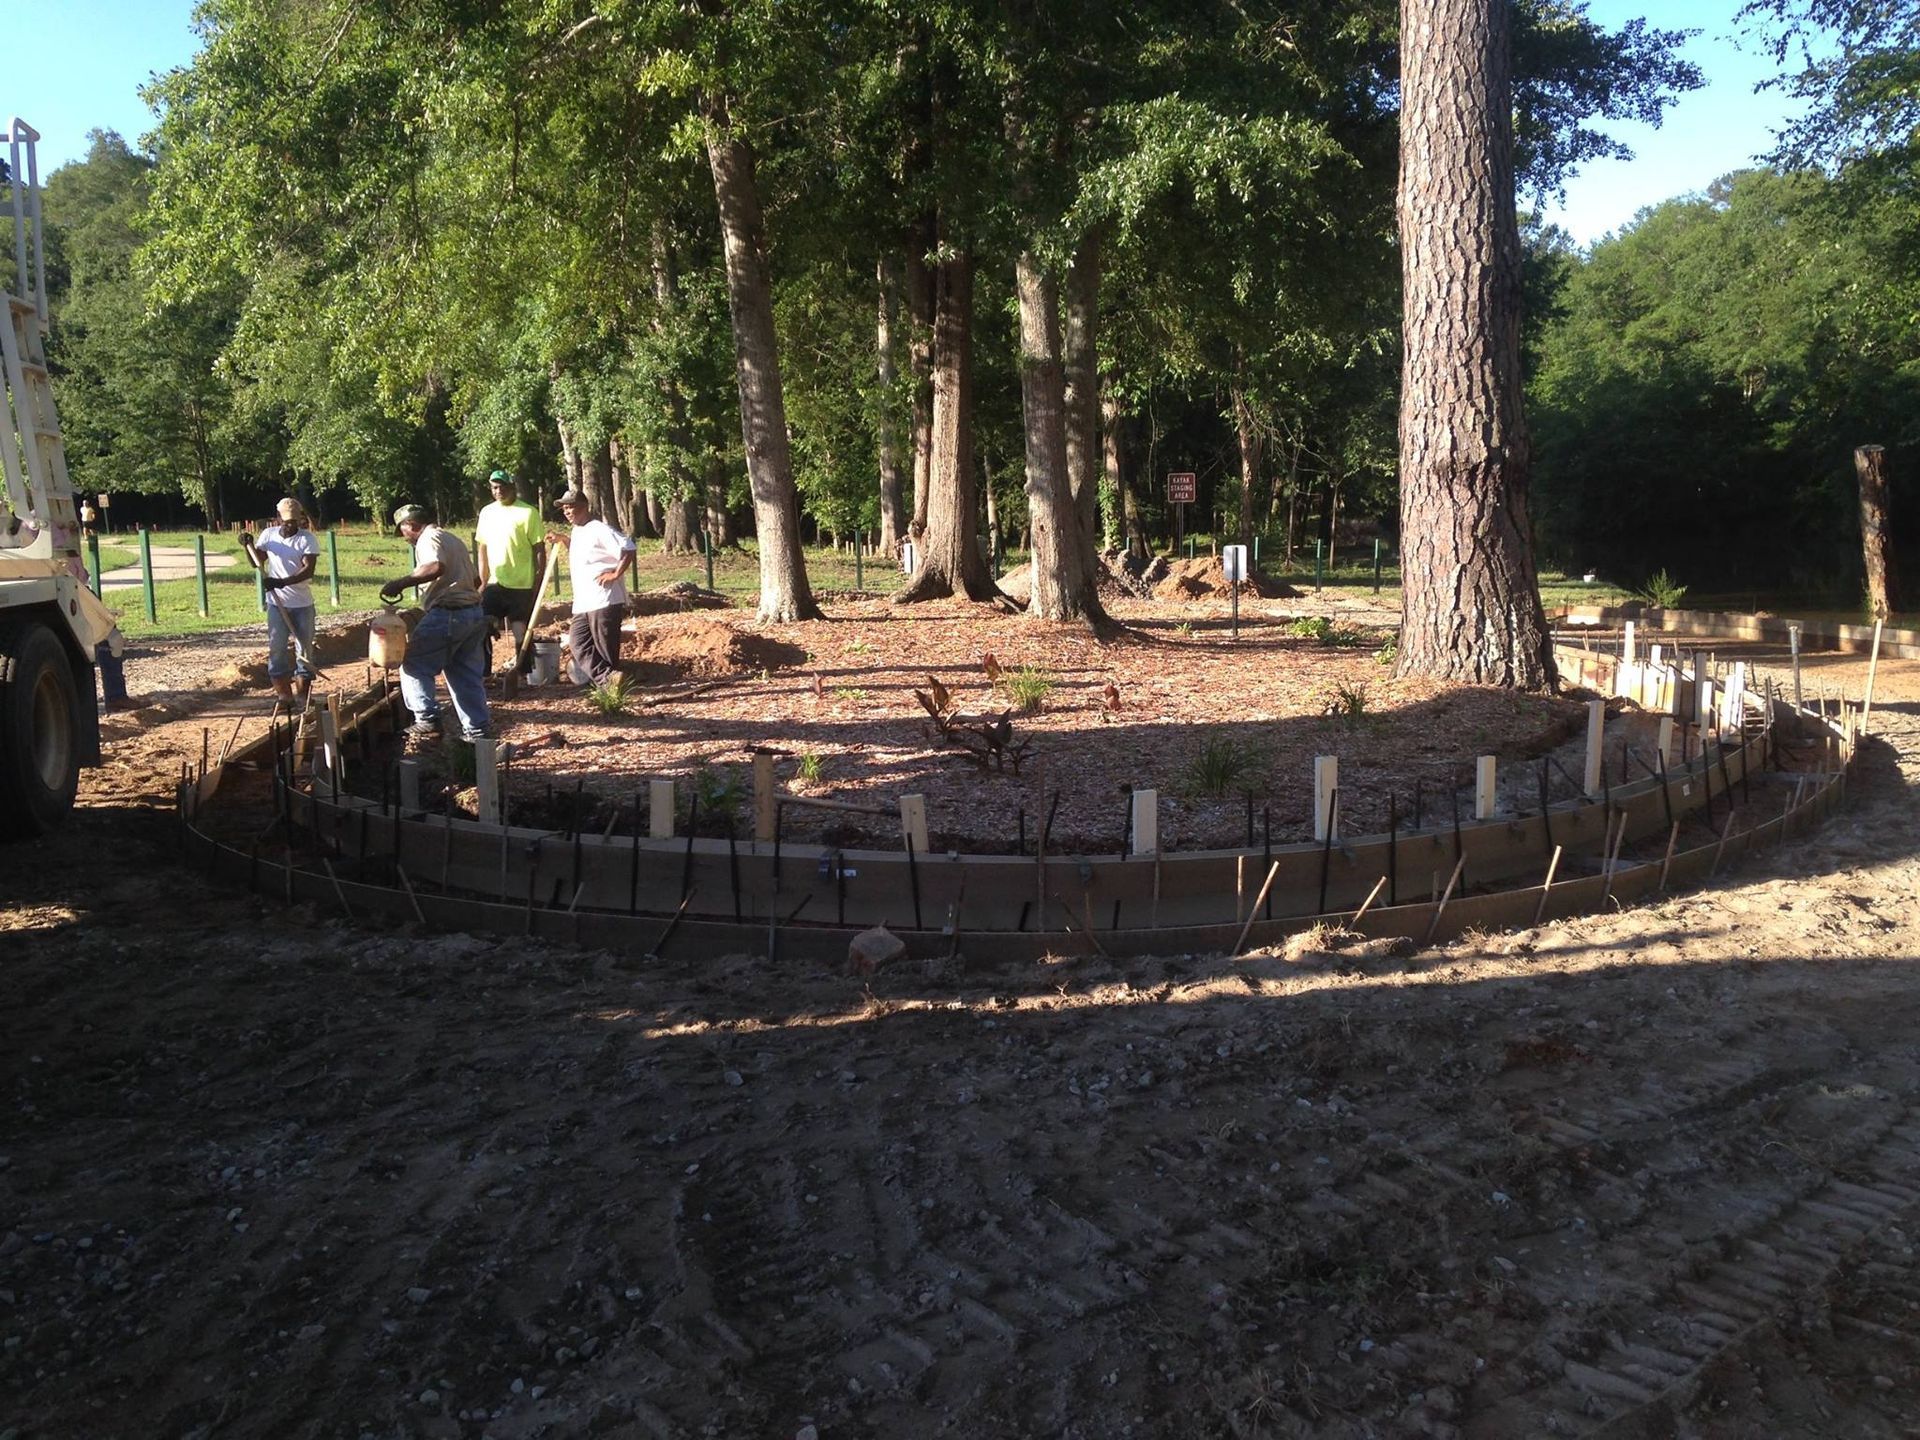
0, 619, 82, 840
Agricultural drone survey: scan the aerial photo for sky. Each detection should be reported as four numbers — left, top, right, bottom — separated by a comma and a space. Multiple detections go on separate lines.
11, 0, 1814, 248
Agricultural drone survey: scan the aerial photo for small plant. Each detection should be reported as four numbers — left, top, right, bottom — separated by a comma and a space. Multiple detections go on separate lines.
832, 685, 869, 701
690, 764, 744, 826
1184, 734, 1264, 797
1287, 615, 1333, 642
1633, 568, 1688, 609
1174, 620, 1194, 637
445, 738, 477, 787
1327, 682, 1370, 719
583, 675, 633, 716
796, 752, 825, 784
1001, 665, 1056, 714
1374, 637, 1398, 667
845, 639, 871, 655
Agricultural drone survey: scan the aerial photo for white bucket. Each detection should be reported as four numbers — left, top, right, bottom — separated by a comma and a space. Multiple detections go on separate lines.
528, 640, 561, 686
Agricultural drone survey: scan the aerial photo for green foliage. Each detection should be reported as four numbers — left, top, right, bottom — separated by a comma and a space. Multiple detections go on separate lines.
796, 752, 825, 784
1183, 734, 1266, 798
690, 765, 744, 828
1374, 638, 1399, 667
1287, 616, 1334, 641
1000, 666, 1057, 714
1328, 682, 1370, 719
584, 676, 633, 716
1632, 569, 1689, 609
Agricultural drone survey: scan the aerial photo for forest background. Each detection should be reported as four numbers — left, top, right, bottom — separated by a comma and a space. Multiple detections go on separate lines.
7, 0, 1917, 613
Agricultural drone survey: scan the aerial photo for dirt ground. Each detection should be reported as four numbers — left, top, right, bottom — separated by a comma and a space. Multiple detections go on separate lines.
4, 596, 1920, 1440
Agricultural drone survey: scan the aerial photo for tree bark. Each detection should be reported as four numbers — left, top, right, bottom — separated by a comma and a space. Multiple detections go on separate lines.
904, 221, 936, 539
1104, 386, 1144, 562
706, 112, 822, 622
1232, 380, 1263, 550
1395, 0, 1553, 688
662, 498, 702, 554
1017, 251, 1106, 624
1063, 227, 1103, 555
580, 441, 614, 529
875, 253, 907, 553
896, 251, 996, 602
1855, 444, 1900, 620
644, 488, 664, 538
706, 455, 738, 548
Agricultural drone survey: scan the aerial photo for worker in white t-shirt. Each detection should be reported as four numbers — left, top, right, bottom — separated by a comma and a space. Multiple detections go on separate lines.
548, 488, 636, 687
240, 497, 321, 705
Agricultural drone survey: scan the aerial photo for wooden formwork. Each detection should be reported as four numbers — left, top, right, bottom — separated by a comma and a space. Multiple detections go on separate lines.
173, 642, 1859, 962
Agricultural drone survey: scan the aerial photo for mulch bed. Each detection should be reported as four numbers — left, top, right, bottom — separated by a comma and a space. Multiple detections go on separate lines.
481, 590, 1584, 854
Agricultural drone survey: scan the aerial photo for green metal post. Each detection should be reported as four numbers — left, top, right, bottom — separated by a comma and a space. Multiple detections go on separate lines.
257, 559, 267, 614
1314, 538, 1323, 592
703, 529, 715, 591
327, 529, 342, 607
855, 530, 863, 590
1373, 537, 1382, 594
195, 533, 209, 617
87, 533, 102, 599
139, 527, 157, 622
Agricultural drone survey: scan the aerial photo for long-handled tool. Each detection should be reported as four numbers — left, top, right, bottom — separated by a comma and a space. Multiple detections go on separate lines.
514, 542, 565, 673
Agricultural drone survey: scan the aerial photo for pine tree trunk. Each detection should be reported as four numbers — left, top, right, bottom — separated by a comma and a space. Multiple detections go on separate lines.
875, 253, 907, 553
706, 112, 821, 623
905, 224, 935, 540
1395, 0, 1553, 688
1063, 228, 1103, 555
896, 251, 996, 602
1855, 444, 1901, 619
644, 489, 664, 537
650, 222, 703, 544
706, 455, 738, 548
1017, 251, 1105, 624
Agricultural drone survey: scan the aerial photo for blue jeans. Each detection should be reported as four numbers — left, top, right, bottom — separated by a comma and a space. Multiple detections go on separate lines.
266, 603, 317, 681
399, 604, 490, 739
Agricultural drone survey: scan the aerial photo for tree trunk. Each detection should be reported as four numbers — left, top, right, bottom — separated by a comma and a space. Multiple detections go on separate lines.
1395, 0, 1553, 688
896, 251, 996, 602
875, 254, 908, 554
663, 498, 702, 554
706, 455, 738, 548
1105, 387, 1144, 562
609, 437, 637, 536
650, 222, 703, 543
1016, 250, 1106, 624
706, 112, 821, 623
1063, 227, 1103, 555
1232, 381, 1263, 550
580, 442, 614, 527
644, 489, 664, 536
982, 452, 999, 562
1855, 444, 1900, 619
905, 222, 935, 539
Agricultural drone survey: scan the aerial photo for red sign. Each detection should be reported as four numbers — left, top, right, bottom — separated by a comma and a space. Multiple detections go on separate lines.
1167, 472, 1197, 504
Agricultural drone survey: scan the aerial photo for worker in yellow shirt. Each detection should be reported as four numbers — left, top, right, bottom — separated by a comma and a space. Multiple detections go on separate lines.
474, 470, 546, 676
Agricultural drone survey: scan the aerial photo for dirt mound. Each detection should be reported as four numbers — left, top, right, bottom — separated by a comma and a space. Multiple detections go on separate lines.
629, 581, 732, 618
203, 616, 383, 689
993, 561, 1138, 607
629, 619, 805, 677
1150, 557, 1298, 601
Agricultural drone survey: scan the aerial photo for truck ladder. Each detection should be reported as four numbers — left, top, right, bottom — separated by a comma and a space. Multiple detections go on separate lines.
2, 116, 79, 560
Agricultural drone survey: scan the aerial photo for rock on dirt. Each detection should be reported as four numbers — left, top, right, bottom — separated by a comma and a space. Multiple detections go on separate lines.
848, 924, 905, 975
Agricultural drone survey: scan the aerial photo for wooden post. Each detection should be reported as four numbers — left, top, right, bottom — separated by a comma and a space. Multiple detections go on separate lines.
1656, 715, 1675, 766
1583, 699, 1605, 797
1697, 677, 1716, 734
649, 777, 676, 839
1129, 788, 1158, 856
317, 702, 342, 796
899, 793, 929, 855
752, 751, 776, 843
1855, 444, 1900, 620
475, 738, 500, 824
1623, 620, 1636, 665
1313, 756, 1338, 841
1533, 846, 1562, 925
1474, 755, 1497, 820
1862, 619, 1884, 737
397, 759, 421, 813
1648, 642, 1661, 670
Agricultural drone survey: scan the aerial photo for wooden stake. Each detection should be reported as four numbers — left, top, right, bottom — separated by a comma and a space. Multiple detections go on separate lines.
1862, 618, 1884, 736
1231, 862, 1282, 956
1351, 874, 1388, 924
475, 738, 500, 825
1533, 846, 1563, 925
1129, 787, 1158, 856
753, 751, 776, 843
1583, 699, 1605, 797
1710, 807, 1739, 878
1474, 756, 1497, 820
899, 792, 930, 856
1313, 756, 1338, 841
649, 777, 675, 839
1424, 856, 1467, 945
